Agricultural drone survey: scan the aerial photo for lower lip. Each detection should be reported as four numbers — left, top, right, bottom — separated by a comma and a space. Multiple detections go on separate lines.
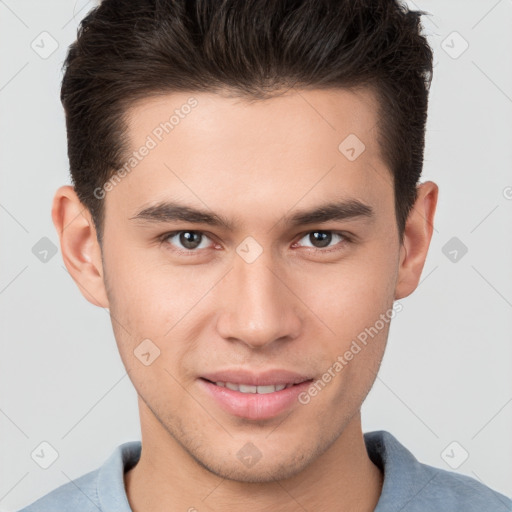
198, 378, 313, 421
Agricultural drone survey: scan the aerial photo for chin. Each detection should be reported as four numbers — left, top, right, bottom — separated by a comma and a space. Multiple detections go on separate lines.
189, 443, 315, 484
206, 459, 308, 484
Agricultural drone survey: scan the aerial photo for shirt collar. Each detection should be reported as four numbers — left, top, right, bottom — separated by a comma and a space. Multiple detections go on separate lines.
97, 440, 141, 511
364, 430, 437, 511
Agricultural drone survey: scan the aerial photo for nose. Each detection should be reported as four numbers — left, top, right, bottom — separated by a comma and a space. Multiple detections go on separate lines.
215, 249, 303, 350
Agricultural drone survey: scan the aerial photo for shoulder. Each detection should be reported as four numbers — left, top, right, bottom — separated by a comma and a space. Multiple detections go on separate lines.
15, 440, 141, 512
364, 430, 512, 512
15, 468, 101, 511
411, 457, 512, 511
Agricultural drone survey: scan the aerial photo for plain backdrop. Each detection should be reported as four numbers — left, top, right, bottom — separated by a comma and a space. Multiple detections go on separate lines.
1, 0, 511, 510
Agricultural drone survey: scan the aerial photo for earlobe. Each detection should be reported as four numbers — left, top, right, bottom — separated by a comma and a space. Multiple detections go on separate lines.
394, 181, 438, 300
51, 185, 110, 308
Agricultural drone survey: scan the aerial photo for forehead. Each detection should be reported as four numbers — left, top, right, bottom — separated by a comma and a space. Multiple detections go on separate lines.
107, 87, 392, 228
125, 86, 381, 156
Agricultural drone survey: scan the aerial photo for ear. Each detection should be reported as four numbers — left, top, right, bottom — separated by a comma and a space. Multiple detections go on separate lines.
394, 181, 439, 300
51, 185, 109, 308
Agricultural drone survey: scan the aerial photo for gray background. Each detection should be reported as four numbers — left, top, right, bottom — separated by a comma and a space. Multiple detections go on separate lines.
1, 0, 511, 509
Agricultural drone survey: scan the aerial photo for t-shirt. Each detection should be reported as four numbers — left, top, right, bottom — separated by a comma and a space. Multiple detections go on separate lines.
17, 430, 512, 511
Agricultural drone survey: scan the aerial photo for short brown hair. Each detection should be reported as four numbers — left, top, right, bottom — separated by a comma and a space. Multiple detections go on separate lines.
60, 0, 433, 246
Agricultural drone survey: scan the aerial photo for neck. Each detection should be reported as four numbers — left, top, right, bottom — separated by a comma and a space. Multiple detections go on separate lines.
125, 401, 383, 512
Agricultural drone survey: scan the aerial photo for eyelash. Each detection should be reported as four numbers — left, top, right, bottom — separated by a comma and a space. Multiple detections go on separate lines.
158, 230, 352, 256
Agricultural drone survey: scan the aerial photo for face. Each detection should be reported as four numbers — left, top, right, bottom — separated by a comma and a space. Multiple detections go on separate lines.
92, 88, 406, 482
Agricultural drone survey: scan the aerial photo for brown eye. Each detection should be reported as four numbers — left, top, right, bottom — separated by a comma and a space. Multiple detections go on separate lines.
178, 231, 202, 249
296, 231, 347, 250
309, 231, 332, 248
162, 231, 212, 251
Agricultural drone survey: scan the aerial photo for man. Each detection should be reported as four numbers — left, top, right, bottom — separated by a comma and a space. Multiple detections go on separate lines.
19, 0, 512, 510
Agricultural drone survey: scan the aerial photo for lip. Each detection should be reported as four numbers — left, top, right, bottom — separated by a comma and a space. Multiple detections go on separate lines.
199, 379, 313, 420
200, 369, 314, 387
198, 369, 314, 421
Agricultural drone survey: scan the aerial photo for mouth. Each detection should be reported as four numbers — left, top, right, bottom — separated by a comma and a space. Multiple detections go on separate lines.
200, 378, 310, 394
198, 375, 315, 420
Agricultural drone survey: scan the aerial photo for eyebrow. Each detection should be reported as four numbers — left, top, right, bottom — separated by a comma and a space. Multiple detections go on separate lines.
129, 198, 375, 230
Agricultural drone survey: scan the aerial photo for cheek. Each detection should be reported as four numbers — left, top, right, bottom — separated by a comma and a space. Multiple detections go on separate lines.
104, 245, 192, 321
104, 251, 212, 367
301, 248, 398, 335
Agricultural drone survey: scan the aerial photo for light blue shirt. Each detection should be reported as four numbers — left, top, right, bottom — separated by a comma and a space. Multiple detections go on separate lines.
17, 430, 512, 511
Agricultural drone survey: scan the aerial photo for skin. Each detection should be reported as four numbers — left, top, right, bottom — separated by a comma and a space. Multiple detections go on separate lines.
52, 87, 438, 512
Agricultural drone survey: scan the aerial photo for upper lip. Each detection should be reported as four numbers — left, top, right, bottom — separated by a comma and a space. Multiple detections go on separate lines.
200, 369, 314, 387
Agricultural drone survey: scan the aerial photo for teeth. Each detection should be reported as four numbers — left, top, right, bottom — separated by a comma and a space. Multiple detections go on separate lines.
238, 384, 257, 393
214, 382, 291, 393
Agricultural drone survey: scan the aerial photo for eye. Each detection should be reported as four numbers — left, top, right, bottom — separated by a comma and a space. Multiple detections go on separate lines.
159, 229, 351, 256
161, 230, 214, 253
293, 230, 350, 252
